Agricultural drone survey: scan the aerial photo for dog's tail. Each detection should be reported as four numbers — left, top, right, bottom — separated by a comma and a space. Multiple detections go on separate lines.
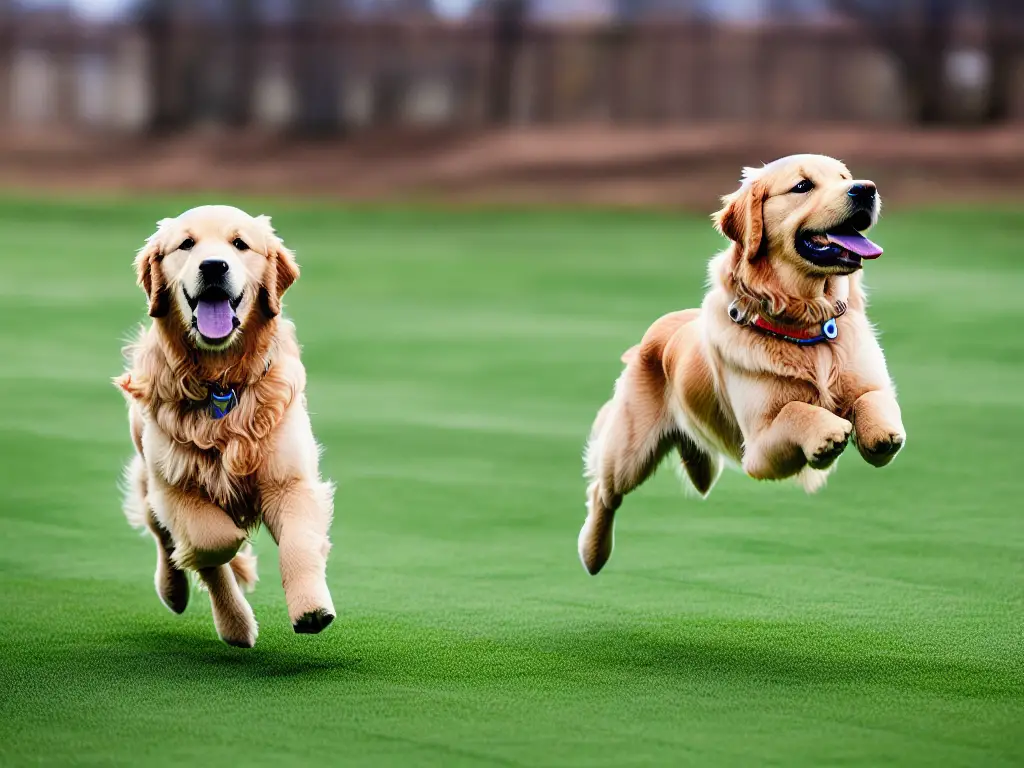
230, 544, 259, 593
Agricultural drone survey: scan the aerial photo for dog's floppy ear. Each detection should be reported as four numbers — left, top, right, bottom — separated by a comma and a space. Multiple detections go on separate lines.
256, 216, 300, 318
713, 176, 770, 262
134, 220, 172, 318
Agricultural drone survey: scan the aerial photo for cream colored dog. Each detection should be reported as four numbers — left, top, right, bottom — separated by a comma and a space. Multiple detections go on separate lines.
579, 154, 907, 575
116, 205, 335, 647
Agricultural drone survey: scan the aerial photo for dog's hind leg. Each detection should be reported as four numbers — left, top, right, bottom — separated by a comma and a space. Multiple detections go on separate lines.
148, 513, 190, 615
580, 364, 676, 576
123, 455, 189, 614
197, 564, 258, 648
145, 472, 254, 645
677, 434, 723, 498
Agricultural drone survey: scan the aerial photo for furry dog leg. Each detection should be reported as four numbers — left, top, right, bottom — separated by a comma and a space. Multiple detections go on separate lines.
148, 512, 190, 614
677, 434, 722, 497
852, 390, 906, 467
146, 470, 255, 643
198, 564, 258, 648
742, 400, 853, 480
123, 455, 189, 614
580, 362, 676, 575
263, 479, 335, 634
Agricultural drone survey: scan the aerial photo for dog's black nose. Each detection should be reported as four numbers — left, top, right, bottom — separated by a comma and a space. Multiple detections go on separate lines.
199, 259, 229, 280
848, 183, 876, 206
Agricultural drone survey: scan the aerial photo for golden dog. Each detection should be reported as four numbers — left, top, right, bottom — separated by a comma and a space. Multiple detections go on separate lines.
579, 154, 907, 575
116, 205, 335, 647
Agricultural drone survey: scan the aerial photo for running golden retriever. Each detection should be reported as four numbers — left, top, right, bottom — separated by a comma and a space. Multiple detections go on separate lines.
579, 154, 906, 575
116, 205, 334, 647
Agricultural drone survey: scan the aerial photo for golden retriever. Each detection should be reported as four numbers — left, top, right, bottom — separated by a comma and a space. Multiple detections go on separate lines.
115, 205, 334, 647
579, 154, 906, 575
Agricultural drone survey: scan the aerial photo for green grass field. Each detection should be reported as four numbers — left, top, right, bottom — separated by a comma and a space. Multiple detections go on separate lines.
0, 199, 1021, 766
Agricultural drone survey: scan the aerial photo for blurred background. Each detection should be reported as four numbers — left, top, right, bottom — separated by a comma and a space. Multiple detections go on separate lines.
1, 3, 1023, 766
0, 0, 1022, 204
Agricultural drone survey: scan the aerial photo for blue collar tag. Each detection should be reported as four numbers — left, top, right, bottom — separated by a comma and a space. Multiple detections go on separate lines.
209, 387, 238, 419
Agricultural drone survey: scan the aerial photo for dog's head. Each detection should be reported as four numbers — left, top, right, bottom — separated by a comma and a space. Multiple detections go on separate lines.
134, 205, 298, 353
714, 154, 882, 279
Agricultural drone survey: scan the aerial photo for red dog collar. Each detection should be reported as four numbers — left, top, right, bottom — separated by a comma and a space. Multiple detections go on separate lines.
730, 300, 844, 346
751, 315, 838, 344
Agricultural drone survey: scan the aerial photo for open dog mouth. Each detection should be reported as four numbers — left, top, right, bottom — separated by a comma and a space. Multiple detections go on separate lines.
796, 211, 882, 271
183, 286, 243, 343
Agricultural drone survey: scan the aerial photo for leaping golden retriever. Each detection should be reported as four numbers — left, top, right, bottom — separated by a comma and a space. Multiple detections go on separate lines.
116, 205, 335, 647
579, 154, 907, 575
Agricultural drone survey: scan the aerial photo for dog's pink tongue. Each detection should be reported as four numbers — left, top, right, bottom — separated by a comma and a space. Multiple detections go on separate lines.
195, 299, 234, 339
827, 232, 883, 259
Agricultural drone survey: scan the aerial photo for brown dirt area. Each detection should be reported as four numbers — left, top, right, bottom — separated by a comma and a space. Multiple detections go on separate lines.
1, 124, 1022, 210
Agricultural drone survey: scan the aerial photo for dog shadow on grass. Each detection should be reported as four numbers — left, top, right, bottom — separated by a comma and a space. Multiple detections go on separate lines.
82, 626, 362, 683
65, 605, 1012, 698
103, 619, 1011, 699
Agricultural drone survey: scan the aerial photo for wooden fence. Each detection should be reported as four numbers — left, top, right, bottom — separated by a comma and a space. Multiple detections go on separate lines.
1, 13, 1022, 134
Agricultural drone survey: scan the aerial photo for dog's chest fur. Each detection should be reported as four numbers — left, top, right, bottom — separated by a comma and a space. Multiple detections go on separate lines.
159, 435, 262, 528
120, 321, 302, 533
147, 411, 272, 532
712, 314, 867, 420
785, 344, 858, 417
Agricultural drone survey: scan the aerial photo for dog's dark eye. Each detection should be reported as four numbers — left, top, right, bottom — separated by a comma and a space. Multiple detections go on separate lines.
790, 179, 814, 194
179, 238, 195, 251
232, 238, 249, 251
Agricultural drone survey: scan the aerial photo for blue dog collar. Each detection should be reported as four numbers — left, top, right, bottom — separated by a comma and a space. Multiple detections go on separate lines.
209, 386, 238, 419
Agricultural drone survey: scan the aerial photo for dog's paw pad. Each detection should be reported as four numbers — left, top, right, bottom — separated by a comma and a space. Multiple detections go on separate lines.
808, 428, 851, 470
293, 608, 335, 635
863, 432, 905, 465
223, 635, 256, 649
870, 433, 904, 453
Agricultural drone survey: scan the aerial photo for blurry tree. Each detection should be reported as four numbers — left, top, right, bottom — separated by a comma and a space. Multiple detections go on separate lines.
369, 0, 435, 13
981, 0, 1019, 123
834, 0, 1019, 124
363, 0, 436, 126
831, 0, 953, 124
290, 0, 344, 136
139, 0, 184, 133
225, 0, 257, 127
0, 0, 9, 124
488, 0, 525, 124
613, 0, 694, 20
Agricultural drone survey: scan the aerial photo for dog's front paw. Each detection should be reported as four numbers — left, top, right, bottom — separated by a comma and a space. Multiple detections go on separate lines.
287, 581, 335, 635
293, 608, 335, 635
806, 418, 853, 470
857, 429, 905, 467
